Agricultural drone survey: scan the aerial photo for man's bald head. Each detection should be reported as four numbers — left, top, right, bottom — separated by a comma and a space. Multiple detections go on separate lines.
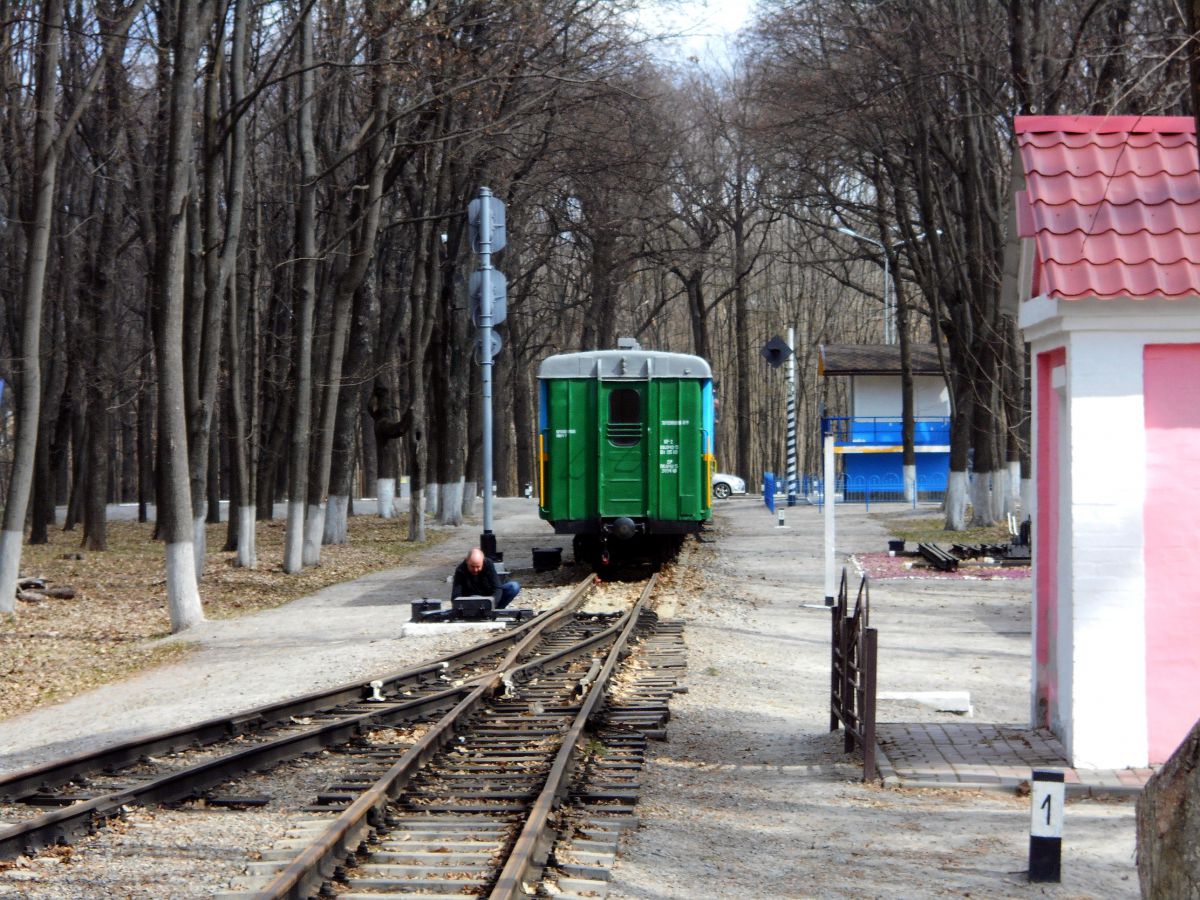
466, 548, 485, 574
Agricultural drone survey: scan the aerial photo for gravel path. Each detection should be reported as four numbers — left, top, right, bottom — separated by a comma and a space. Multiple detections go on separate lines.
0, 497, 1139, 898
605, 498, 1137, 899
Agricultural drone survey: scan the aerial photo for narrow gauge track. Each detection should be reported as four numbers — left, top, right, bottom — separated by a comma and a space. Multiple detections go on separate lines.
230, 574, 676, 900
0, 575, 600, 861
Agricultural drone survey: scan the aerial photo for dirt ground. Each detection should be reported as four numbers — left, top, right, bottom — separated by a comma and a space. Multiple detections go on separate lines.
604, 499, 1137, 899
0, 497, 1138, 898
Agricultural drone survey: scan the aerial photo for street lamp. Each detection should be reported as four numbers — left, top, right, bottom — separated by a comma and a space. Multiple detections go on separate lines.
838, 226, 894, 344
838, 226, 941, 344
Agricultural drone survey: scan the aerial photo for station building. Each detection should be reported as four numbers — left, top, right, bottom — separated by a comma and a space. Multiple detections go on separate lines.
1013, 115, 1200, 767
818, 344, 951, 500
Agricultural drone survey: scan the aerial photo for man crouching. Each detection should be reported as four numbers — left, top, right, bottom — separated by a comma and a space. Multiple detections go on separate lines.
452, 548, 520, 609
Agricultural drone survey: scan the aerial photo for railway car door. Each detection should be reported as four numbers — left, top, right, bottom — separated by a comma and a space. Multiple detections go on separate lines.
598, 383, 647, 516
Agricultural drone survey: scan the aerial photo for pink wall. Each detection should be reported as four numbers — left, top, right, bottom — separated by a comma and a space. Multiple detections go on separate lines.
1035, 348, 1066, 729
1143, 344, 1200, 763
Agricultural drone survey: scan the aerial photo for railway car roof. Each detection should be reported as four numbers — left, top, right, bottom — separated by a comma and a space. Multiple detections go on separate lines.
538, 350, 712, 380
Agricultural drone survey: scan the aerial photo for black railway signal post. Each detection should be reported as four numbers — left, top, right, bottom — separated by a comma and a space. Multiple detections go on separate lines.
469, 187, 506, 561
761, 332, 798, 507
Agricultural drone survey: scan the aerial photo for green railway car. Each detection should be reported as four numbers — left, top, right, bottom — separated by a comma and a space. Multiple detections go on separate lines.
537, 346, 714, 567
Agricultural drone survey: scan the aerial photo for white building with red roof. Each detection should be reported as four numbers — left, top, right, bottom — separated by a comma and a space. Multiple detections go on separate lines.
1013, 115, 1200, 768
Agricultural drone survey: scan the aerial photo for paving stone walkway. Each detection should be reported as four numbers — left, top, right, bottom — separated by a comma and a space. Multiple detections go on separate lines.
876, 722, 1157, 796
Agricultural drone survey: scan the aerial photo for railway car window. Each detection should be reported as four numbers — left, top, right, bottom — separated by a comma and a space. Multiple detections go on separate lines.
607, 389, 642, 446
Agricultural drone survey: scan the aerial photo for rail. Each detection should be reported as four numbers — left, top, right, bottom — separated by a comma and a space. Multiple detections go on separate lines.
829, 568, 878, 782
248, 578, 643, 900
0, 575, 598, 861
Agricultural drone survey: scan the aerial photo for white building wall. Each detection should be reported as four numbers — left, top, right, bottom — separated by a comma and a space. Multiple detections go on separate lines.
1063, 331, 1148, 768
1021, 296, 1200, 768
914, 377, 951, 417
852, 375, 950, 418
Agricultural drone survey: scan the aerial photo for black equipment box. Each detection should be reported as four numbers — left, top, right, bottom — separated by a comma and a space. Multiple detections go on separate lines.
452, 595, 494, 620
532, 547, 563, 573
411, 599, 442, 621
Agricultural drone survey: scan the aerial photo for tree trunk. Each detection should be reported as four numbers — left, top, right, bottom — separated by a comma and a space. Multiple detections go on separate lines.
305, 42, 390, 561
218, 0, 253, 566
82, 48, 124, 551
0, 0, 65, 614
1136, 716, 1200, 898
327, 276, 379, 543
153, 0, 211, 631
283, 5, 318, 574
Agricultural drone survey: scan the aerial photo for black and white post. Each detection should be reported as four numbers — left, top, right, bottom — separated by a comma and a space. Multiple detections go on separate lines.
1028, 768, 1064, 882
786, 325, 798, 506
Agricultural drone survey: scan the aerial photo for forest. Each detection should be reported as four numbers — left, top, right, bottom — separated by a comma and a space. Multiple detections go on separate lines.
0, 0, 1193, 631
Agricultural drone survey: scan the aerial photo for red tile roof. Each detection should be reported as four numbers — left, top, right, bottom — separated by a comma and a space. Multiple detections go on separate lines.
1014, 115, 1200, 301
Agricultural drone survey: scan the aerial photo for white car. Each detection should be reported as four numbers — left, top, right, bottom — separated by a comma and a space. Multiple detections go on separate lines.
712, 473, 746, 500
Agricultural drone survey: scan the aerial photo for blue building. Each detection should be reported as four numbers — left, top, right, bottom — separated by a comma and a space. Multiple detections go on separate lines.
819, 344, 951, 500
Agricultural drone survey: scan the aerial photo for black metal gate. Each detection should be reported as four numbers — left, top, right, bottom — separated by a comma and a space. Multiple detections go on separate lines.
830, 568, 878, 781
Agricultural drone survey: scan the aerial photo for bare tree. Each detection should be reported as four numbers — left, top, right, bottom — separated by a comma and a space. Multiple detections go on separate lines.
0, 0, 145, 614
283, 1, 318, 574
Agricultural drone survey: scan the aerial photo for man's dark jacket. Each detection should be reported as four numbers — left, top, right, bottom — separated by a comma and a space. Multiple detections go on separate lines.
451, 558, 502, 604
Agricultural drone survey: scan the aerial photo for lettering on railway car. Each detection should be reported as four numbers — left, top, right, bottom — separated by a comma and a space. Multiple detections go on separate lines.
659, 439, 679, 455
555, 429, 576, 438
660, 419, 690, 426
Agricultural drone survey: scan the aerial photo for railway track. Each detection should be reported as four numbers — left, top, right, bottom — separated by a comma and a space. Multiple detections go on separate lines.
0, 566, 688, 898
230, 574, 685, 899
0, 575, 598, 860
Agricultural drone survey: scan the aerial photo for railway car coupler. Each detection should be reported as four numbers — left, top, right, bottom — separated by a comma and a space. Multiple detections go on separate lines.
606, 516, 640, 541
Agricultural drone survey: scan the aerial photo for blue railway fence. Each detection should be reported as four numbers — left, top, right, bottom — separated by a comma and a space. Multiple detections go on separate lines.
804, 472, 947, 510
821, 415, 951, 446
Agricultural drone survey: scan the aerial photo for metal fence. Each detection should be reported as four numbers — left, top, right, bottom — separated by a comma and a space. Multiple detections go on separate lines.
829, 568, 878, 782
804, 473, 946, 508
822, 415, 951, 446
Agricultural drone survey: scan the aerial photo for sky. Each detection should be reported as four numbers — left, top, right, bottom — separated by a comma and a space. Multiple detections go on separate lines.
632, 0, 755, 68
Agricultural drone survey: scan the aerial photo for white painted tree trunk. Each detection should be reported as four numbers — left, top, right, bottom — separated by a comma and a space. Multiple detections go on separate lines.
970, 471, 996, 526
902, 465, 917, 504
0, 531, 23, 615
283, 501, 305, 573
165, 541, 204, 631
283, 7, 317, 575
0, 0, 63, 616
1021, 477, 1034, 521
377, 477, 396, 518
438, 480, 464, 526
944, 471, 969, 531
989, 468, 1008, 522
462, 481, 478, 517
192, 513, 207, 576
426, 483, 439, 518
237, 506, 256, 568
1006, 461, 1022, 517
302, 503, 324, 566
324, 494, 349, 544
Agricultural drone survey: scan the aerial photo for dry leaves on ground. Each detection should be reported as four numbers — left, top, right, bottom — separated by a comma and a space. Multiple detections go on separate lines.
0, 514, 447, 723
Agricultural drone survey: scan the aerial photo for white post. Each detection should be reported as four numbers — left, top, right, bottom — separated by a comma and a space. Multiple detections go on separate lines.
824, 434, 836, 604
1029, 769, 1064, 882
884, 250, 892, 344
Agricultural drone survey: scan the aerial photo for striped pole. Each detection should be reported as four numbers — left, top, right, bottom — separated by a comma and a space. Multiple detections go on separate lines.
786, 326, 797, 506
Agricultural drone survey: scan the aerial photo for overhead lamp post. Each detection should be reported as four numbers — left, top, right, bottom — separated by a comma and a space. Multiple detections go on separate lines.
838, 226, 894, 344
